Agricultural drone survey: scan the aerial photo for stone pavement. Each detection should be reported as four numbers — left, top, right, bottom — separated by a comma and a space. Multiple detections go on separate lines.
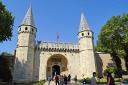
44, 81, 80, 85
44, 81, 107, 85
44, 81, 124, 85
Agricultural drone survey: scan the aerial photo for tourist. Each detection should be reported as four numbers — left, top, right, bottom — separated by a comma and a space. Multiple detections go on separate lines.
47, 75, 51, 85
60, 75, 64, 85
55, 75, 59, 85
64, 74, 68, 85
90, 72, 97, 85
67, 74, 71, 83
111, 72, 115, 78
107, 72, 115, 85
74, 75, 77, 83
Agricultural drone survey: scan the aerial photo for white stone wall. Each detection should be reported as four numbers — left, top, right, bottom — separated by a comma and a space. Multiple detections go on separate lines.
13, 47, 28, 82
33, 50, 41, 81
13, 48, 35, 82
17, 26, 36, 47
80, 50, 96, 78
13, 25, 36, 83
33, 50, 80, 81
95, 53, 116, 77
78, 30, 96, 78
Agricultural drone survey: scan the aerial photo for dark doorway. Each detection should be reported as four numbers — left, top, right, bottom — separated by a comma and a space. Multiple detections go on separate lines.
52, 65, 60, 77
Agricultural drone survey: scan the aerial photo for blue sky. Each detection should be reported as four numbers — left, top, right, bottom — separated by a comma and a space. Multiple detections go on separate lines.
1, 0, 128, 54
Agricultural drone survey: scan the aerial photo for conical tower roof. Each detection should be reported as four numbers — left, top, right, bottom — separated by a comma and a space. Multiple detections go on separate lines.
79, 13, 90, 31
21, 5, 35, 27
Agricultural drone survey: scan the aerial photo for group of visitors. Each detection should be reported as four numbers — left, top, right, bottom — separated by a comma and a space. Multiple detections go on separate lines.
81, 72, 115, 85
48, 71, 116, 85
91, 72, 115, 85
47, 74, 71, 85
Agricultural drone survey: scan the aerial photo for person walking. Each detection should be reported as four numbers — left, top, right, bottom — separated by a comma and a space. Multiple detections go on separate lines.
107, 72, 115, 85
55, 75, 59, 85
64, 74, 68, 85
47, 75, 52, 85
91, 72, 97, 85
67, 74, 71, 83
59, 75, 64, 85
74, 75, 77, 83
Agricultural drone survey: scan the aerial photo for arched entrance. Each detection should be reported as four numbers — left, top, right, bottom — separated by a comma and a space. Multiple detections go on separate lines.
46, 54, 68, 78
52, 65, 60, 77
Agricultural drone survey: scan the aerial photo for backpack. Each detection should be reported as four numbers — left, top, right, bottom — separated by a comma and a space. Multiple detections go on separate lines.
55, 76, 59, 81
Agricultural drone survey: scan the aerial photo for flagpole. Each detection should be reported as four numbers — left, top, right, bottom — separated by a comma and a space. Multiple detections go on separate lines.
56, 32, 59, 47
57, 32, 59, 43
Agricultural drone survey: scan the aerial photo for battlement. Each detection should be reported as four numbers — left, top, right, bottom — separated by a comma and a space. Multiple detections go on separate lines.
36, 41, 79, 52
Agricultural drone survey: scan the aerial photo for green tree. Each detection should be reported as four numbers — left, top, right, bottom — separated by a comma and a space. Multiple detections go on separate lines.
0, 1, 14, 42
0, 53, 13, 82
0, 52, 13, 56
103, 67, 122, 78
96, 14, 128, 70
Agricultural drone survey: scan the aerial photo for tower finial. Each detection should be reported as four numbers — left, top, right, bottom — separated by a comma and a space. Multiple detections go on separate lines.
21, 3, 35, 27
79, 12, 90, 32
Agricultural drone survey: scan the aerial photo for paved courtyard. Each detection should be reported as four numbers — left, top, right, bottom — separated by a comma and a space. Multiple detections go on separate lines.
0, 81, 126, 85
44, 81, 123, 85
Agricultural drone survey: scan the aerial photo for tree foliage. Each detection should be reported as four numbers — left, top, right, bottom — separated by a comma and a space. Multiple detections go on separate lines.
96, 14, 128, 70
0, 52, 13, 56
103, 67, 122, 78
0, 1, 14, 42
0, 54, 12, 82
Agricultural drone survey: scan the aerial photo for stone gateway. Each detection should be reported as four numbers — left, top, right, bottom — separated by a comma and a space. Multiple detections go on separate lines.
13, 6, 114, 83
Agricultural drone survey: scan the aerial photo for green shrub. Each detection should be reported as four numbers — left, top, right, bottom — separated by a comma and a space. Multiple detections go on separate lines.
114, 78, 120, 82
97, 78, 107, 84
79, 77, 91, 84
33, 80, 45, 85
104, 67, 122, 78
86, 77, 91, 83
122, 70, 128, 75
97, 78, 120, 84
80, 77, 120, 84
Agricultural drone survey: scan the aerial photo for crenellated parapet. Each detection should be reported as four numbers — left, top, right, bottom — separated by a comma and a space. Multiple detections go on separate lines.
36, 41, 79, 53
18, 30, 35, 35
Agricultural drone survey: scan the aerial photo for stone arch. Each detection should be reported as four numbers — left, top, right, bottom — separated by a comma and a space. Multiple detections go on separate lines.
46, 54, 68, 78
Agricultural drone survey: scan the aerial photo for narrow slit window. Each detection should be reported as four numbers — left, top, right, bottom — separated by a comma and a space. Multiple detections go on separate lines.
88, 32, 89, 35
82, 33, 84, 36
25, 27, 28, 30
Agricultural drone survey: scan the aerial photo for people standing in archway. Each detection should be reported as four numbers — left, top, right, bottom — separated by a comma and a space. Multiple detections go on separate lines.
55, 75, 59, 85
91, 72, 97, 85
